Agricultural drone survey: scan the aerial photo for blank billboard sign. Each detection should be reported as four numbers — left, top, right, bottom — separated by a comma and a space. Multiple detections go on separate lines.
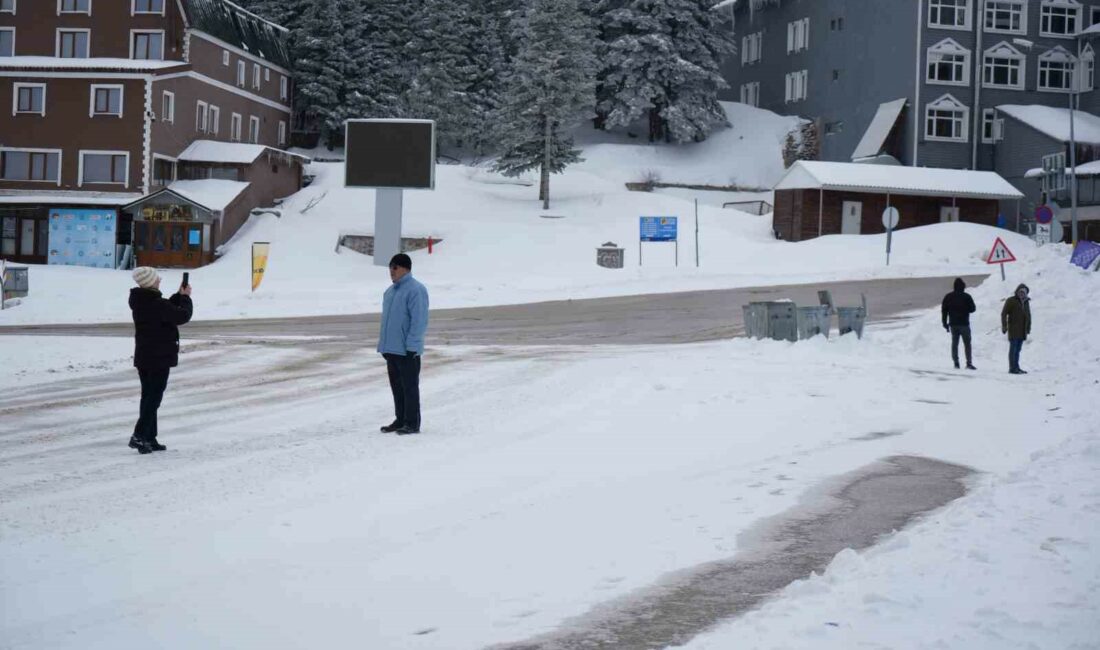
344, 119, 435, 190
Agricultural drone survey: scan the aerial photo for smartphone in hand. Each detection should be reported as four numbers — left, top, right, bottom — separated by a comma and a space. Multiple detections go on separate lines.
182, 272, 189, 288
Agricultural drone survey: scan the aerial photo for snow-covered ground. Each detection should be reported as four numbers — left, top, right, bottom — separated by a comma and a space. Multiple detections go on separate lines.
0, 103, 1030, 326
1, 244, 1097, 649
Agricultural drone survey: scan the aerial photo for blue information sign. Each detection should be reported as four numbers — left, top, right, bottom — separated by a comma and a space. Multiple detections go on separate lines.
48, 208, 118, 269
640, 216, 677, 242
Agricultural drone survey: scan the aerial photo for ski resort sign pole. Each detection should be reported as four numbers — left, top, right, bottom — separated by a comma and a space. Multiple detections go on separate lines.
986, 237, 1017, 281
639, 216, 678, 267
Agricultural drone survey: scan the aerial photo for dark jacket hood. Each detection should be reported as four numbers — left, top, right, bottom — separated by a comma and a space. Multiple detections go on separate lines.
953, 278, 966, 292
1014, 283, 1031, 299
129, 287, 163, 308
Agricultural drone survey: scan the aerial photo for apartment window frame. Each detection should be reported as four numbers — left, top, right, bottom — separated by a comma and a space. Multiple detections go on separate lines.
739, 81, 760, 107
248, 115, 260, 144
56, 28, 91, 58
89, 84, 124, 117
231, 112, 242, 142
12, 82, 45, 116
222, 50, 230, 66
785, 69, 808, 103
981, 108, 1005, 143
0, 27, 13, 57
926, 38, 972, 86
0, 148, 62, 185
57, 0, 91, 15
79, 150, 129, 187
208, 104, 220, 136
0, 0, 14, 14
982, 42, 1026, 90
195, 100, 208, 133
984, 0, 1027, 34
279, 75, 288, 101
741, 31, 763, 65
925, 94, 970, 142
1038, 46, 1077, 92
1082, 43, 1095, 91
264, 68, 270, 82
1039, 0, 1082, 38
278, 120, 287, 146
161, 90, 174, 123
929, 0, 972, 30
252, 63, 261, 90
787, 17, 809, 54
130, 29, 165, 60
237, 60, 246, 87
131, 0, 164, 15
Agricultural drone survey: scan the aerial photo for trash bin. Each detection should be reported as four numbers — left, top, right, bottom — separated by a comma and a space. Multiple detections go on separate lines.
797, 305, 831, 340
596, 242, 624, 269
743, 301, 797, 342
837, 306, 866, 338
1, 265, 28, 300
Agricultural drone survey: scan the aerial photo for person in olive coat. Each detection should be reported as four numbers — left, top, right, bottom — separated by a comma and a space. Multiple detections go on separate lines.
941, 277, 977, 370
1000, 283, 1031, 375
129, 267, 193, 453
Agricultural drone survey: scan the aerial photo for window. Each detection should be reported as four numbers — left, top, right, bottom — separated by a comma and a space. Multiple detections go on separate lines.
929, 0, 971, 29
252, 63, 261, 90
824, 121, 844, 135
209, 105, 220, 136
58, 0, 90, 14
741, 31, 762, 64
1040, 0, 1081, 37
222, 51, 230, 66
739, 82, 760, 107
0, 28, 13, 57
985, 0, 1026, 33
153, 157, 176, 186
832, 69, 840, 81
279, 75, 288, 101
90, 84, 123, 117
1, 149, 61, 183
0, 0, 14, 14
131, 31, 164, 60
981, 109, 1004, 143
927, 38, 971, 85
830, 17, 845, 30
237, 61, 246, 87
248, 116, 260, 144
132, 0, 164, 14
785, 70, 808, 102
925, 94, 969, 142
196, 100, 208, 132
161, 90, 174, 123
57, 29, 90, 58
278, 120, 287, 146
787, 18, 809, 53
983, 42, 1026, 89
80, 151, 128, 186
265, 68, 270, 82
231, 113, 242, 141
1092, 6, 1100, 26
1082, 44, 1095, 91
12, 83, 45, 115
1039, 46, 1076, 91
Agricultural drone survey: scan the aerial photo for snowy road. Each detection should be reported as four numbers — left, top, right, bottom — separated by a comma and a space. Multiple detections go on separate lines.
0, 274, 986, 345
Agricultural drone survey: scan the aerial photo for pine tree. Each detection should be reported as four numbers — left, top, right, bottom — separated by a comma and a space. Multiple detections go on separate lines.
596, 0, 734, 143
295, 0, 369, 149
493, 0, 598, 209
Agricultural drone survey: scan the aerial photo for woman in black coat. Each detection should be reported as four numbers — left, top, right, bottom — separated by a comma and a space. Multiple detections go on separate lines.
129, 266, 192, 454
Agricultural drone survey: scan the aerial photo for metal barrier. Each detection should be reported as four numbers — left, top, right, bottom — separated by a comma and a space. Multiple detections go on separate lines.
743, 301, 797, 341
837, 296, 868, 338
743, 293, 865, 342
797, 306, 831, 339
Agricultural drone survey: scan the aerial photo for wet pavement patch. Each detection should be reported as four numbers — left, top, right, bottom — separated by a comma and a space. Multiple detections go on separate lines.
491, 455, 973, 650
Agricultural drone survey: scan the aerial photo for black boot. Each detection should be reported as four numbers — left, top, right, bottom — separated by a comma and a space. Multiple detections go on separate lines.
380, 421, 402, 433
148, 439, 167, 451
129, 436, 154, 454
395, 425, 420, 435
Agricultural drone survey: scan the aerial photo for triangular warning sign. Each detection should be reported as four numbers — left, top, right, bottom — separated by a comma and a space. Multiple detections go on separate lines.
986, 237, 1017, 264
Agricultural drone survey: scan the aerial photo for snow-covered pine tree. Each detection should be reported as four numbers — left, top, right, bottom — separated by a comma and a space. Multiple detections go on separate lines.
596, 0, 733, 143
295, 0, 369, 149
236, 0, 310, 28
353, 0, 420, 119
493, 0, 598, 209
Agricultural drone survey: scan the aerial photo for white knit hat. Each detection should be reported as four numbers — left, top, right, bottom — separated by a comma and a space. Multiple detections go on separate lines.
132, 266, 159, 289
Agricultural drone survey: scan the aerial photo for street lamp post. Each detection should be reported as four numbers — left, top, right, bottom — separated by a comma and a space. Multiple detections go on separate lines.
1070, 37, 1080, 246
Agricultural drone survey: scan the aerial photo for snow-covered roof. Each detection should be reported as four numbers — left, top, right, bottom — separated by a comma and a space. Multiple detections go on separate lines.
164, 180, 251, 212
1025, 159, 1100, 178
0, 57, 188, 72
851, 98, 907, 161
774, 161, 1024, 200
997, 105, 1100, 145
0, 190, 143, 205
177, 140, 310, 165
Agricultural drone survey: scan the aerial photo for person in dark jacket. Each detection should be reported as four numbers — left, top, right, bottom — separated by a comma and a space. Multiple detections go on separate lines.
377, 254, 429, 435
129, 266, 192, 453
941, 277, 977, 370
1001, 283, 1031, 375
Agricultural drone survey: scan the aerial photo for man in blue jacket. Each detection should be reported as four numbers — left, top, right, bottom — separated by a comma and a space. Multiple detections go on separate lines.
378, 253, 429, 434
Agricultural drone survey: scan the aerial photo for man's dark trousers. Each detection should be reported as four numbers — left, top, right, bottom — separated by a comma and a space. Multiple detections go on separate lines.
951, 325, 973, 366
134, 368, 170, 441
384, 353, 421, 429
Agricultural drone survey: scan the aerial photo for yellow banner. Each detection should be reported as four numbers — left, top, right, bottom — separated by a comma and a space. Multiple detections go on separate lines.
252, 242, 270, 292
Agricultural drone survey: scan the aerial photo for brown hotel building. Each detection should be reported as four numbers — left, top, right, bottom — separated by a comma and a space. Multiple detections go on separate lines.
0, 0, 308, 268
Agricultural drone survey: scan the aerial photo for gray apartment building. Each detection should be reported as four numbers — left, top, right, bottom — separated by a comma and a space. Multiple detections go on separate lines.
720, 0, 1100, 236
